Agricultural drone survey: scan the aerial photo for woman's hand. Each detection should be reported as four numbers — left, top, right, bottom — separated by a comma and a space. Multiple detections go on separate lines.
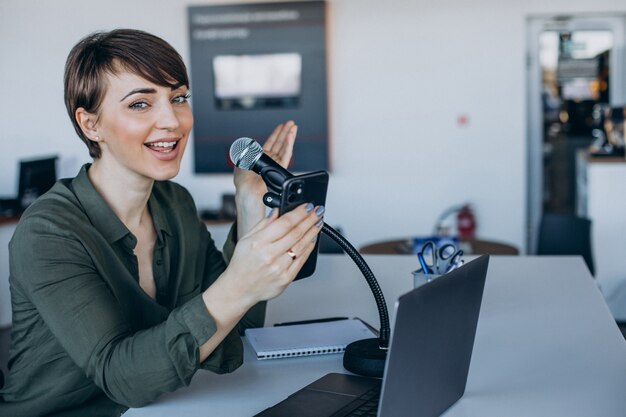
228, 202, 323, 304
203, 202, 324, 319
234, 121, 298, 239
198, 201, 323, 362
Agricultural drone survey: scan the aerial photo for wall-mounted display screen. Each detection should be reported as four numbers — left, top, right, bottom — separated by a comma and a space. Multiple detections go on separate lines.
188, 1, 328, 173
213, 53, 302, 110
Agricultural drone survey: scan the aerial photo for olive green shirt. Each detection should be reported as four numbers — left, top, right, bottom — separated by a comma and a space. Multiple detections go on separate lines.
0, 164, 264, 417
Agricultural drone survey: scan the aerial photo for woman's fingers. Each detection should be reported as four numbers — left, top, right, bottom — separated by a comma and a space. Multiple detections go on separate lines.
265, 121, 292, 152
283, 216, 323, 261
273, 122, 297, 164
243, 202, 324, 264
273, 205, 324, 254
225, 202, 324, 303
286, 235, 319, 276
265, 121, 297, 167
263, 123, 284, 151
263, 220, 320, 290
252, 202, 319, 243
244, 207, 279, 236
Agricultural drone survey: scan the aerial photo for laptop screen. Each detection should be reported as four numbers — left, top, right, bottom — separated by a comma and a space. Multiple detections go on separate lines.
378, 255, 489, 417
254, 255, 489, 417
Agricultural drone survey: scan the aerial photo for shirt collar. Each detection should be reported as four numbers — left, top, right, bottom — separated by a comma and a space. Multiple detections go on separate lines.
72, 164, 172, 244
72, 164, 129, 244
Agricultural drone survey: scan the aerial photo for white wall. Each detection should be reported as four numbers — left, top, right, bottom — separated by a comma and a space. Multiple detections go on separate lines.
1, 0, 625, 258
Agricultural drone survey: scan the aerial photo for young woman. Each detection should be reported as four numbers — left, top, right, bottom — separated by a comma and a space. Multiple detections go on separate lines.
0, 29, 324, 416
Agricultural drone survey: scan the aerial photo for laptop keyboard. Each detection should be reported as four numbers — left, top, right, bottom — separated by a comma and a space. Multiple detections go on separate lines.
336, 384, 381, 417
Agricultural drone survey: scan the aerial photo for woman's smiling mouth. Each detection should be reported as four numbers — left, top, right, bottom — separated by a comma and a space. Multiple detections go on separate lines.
144, 139, 179, 153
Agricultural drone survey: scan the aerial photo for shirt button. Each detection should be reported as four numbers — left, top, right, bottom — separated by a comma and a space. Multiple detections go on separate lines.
156, 259, 163, 265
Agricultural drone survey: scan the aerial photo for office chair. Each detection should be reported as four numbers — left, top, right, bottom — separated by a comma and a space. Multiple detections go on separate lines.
537, 213, 595, 276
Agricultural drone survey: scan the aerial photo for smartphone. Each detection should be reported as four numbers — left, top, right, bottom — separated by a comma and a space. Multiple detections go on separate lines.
279, 170, 329, 280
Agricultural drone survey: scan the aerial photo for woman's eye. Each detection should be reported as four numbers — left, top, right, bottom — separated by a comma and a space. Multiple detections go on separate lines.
129, 101, 149, 110
173, 93, 191, 104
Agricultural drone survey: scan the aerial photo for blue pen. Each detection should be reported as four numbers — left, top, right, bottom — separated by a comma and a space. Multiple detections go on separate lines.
417, 253, 430, 275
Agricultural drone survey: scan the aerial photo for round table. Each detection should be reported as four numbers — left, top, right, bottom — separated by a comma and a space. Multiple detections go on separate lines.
358, 237, 519, 255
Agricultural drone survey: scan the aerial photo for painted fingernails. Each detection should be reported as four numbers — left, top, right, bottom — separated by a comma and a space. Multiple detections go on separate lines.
315, 219, 324, 228
305, 203, 314, 212
266, 208, 275, 218
315, 206, 325, 217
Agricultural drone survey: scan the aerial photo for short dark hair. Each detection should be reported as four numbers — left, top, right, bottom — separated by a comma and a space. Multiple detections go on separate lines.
63, 29, 190, 158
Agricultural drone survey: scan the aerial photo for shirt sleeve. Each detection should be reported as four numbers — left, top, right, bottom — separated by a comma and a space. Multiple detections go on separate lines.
10, 216, 241, 408
221, 222, 237, 264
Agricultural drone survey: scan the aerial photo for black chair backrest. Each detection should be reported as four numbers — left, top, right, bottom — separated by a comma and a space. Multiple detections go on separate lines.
537, 213, 595, 276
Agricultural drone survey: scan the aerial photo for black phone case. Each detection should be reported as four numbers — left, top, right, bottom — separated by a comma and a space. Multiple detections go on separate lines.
279, 170, 329, 280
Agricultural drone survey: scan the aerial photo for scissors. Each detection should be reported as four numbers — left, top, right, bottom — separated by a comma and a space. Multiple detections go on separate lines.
437, 244, 464, 273
418, 241, 464, 274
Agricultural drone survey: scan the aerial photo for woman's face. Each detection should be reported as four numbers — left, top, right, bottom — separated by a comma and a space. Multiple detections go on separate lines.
94, 70, 193, 181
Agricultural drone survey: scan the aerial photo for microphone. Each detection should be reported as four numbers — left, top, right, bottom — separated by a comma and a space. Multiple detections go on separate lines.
229, 136, 390, 377
230, 137, 293, 195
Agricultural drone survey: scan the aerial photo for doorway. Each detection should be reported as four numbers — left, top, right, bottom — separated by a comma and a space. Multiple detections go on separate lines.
526, 15, 626, 253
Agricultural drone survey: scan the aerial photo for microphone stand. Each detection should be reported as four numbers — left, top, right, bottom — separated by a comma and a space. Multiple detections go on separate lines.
229, 138, 390, 376
321, 223, 390, 378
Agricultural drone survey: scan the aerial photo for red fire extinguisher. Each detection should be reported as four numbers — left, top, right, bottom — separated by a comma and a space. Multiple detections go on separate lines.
457, 205, 476, 240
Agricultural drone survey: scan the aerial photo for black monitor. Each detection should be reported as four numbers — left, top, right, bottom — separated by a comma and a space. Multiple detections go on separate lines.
17, 156, 58, 210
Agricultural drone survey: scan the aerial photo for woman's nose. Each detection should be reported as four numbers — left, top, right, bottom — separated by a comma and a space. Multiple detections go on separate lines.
155, 102, 181, 131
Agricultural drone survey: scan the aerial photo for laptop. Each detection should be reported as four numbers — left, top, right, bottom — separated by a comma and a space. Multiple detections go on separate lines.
0, 156, 57, 216
255, 254, 490, 417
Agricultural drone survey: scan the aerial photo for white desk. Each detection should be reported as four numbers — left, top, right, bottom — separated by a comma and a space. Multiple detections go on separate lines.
125, 255, 626, 417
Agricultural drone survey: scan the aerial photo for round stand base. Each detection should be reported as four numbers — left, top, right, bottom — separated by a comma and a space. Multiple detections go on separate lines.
342, 338, 387, 378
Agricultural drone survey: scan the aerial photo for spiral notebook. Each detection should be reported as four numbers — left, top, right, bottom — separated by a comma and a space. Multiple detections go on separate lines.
245, 319, 376, 360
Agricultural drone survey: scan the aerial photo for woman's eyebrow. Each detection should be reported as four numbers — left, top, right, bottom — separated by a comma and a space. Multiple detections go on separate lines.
120, 88, 157, 102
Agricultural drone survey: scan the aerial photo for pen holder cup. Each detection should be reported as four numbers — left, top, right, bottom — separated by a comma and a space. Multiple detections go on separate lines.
412, 271, 442, 288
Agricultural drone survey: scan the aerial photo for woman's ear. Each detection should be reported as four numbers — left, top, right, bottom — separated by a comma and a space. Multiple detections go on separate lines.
75, 108, 99, 142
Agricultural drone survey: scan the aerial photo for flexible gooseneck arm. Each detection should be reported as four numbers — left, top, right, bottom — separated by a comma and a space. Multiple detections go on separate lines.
321, 223, 390, 349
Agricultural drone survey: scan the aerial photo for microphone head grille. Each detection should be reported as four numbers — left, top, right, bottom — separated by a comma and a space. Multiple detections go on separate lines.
229, 137, 263, 170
